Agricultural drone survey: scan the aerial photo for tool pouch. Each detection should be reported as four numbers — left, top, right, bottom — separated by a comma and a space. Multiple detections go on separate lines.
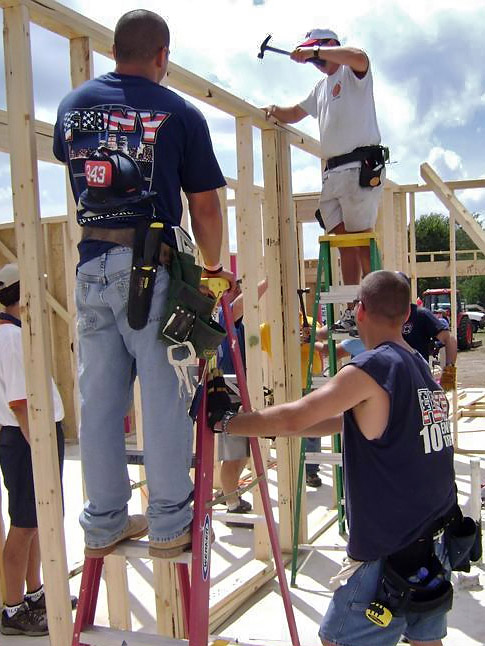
359, 146, 386, 188
127, 222, 164, 330
366, 553, 452, 627
159, 250, 226, 357
444, 505, 481, 572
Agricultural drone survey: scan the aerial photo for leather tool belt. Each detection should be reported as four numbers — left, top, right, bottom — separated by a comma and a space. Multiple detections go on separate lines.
81, 226, 172, 266
326, 145, 389, 170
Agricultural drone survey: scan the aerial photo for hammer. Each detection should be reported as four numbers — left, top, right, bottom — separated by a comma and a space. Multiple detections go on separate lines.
297, 287, 311, 329
258, 34, 291, 60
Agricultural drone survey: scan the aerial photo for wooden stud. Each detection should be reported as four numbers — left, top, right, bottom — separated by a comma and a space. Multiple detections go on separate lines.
235, 115, 270, 560
3, 5, 72, 643
421, 163, 485, 253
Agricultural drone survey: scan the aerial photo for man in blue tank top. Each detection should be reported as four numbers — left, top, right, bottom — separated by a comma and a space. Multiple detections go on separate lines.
212, 271, 457, 646
53, 10, 235, 559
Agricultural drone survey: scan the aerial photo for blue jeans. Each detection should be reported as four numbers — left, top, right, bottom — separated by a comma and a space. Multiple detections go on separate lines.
305, 436, 321, 476
319, 536, 450, 646
76, 247, 193, 548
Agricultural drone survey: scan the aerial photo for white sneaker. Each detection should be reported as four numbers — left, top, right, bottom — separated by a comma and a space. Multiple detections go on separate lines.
332, 309, 358, 336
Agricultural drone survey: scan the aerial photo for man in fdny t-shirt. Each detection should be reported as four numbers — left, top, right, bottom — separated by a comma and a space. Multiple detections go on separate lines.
53, 10, 235, 559
215, 271, 456, 646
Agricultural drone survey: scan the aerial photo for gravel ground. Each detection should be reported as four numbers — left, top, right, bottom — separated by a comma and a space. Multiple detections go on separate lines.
457, 329, 485, 389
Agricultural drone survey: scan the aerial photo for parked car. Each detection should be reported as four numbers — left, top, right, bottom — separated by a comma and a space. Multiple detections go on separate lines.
466, 310, 485, 333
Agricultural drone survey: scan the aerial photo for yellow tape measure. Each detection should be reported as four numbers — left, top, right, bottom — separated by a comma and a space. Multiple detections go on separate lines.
200, 277, 230, 301
365, 601, 393, 627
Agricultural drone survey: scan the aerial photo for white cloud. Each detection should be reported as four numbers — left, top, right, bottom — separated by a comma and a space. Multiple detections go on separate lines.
428, 147, 463, 175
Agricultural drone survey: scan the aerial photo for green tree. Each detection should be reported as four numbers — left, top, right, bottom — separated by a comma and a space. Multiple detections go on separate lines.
413, 212, 485, 301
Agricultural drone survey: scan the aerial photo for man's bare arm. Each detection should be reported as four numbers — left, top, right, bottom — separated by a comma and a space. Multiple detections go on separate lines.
11, 399, 30, 443
187, 189, 237, 292
262, 104, 308, 124
436, 329, 457, 365
225, 365, 378, 438
291, 46, 369, 74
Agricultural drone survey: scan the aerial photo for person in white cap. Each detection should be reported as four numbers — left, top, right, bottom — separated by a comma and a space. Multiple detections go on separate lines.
0, 264, 67, 636
264, 28, 385, 334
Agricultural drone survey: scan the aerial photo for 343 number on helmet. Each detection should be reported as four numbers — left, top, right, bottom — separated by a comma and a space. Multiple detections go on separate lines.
85, 160, 112, 187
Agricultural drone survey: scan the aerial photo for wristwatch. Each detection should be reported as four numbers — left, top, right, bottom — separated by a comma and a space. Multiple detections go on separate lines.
313, 46, 320, 59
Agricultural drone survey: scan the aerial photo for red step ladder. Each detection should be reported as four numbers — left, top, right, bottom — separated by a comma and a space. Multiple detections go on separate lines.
72, 290, 300, 646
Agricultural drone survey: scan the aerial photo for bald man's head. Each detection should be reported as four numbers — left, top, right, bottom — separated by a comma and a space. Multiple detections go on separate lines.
359, 270, 410, 325
114, 10, 170, 64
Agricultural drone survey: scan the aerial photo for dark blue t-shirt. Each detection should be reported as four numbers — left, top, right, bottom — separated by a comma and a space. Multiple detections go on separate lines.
343, 342, 455, 561
402, 304, 448, 362
53, 72, 226, 262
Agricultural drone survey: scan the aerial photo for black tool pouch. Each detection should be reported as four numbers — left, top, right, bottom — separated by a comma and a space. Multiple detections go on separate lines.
159, 250, 226, 357
359, 148, 385, 188
370, 552, 453, 622
127, 222, 164, 330
444, 505, 481, 572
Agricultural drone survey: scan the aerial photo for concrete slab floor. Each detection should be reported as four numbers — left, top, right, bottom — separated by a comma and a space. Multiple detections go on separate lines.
1, 445, 483, 646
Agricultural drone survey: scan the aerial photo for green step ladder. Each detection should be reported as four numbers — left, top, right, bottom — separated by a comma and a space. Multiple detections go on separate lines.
290, 232, 381, 586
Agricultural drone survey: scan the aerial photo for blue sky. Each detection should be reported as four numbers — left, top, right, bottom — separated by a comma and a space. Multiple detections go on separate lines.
0, 0, 483, 257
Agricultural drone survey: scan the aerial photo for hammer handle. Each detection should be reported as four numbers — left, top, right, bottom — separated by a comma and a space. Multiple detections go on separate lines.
266, 45, 291, 56
298, 292, 310, 329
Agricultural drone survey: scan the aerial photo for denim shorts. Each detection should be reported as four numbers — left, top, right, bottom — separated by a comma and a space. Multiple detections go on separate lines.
319, 545, 449, 646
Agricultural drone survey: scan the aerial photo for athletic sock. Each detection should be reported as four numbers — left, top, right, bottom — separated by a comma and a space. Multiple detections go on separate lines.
25, 585, 44, 604
4, 602, 25, 618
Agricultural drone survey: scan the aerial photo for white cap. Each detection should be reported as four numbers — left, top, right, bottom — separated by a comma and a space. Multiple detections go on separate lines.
0, 263, 20, 291
298, 28, 340, 47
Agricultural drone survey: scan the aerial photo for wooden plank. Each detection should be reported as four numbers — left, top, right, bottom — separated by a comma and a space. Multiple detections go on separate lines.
398, 178, 485, 193
235, 116, 269, 561
80, 626, 188, 646
421, 163, 485, 254
261, 127, 306, 550
104, 555, 131, 631
0, 0, 113, 54
380, 184, 396, 269
3, 5, 73, 643
0, 109, 59, 163
408, 192, 417, 301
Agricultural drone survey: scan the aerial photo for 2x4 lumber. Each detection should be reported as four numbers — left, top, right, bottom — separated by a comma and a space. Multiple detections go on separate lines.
3, 5, 73, 645
408, 192, 417, 301
0, 0, 113, 55
261, 128, 302, 550
235, 115, 270, 561
0, 235, 69, 321
0, 110, 57, 163
276, 128, 308, 547
380, 184, 397, 269
421, 163, 485, 254
414, 259, 485, 278
398, 178, 485, 193
104, 554, 131, 631
80, 626, 187, 646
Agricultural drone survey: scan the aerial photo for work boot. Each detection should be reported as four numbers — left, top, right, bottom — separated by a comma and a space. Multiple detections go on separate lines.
1, 603, 48, 636
332, 309, 358, 336
306, 473, 322, 488
84, 514, 148, 558
149, 526, 216, 558
149, 526, 192, 558
226, 497, 254, 529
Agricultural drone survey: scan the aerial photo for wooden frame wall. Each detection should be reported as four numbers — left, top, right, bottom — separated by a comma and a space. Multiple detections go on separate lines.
0, 0, 483, 643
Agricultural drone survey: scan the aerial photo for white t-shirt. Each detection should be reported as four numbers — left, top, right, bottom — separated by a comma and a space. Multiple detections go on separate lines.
0, 321, 64, 427
299, 63, 381, 161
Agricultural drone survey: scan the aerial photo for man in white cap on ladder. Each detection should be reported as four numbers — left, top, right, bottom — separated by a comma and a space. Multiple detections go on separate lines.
264, 28, 386, 334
